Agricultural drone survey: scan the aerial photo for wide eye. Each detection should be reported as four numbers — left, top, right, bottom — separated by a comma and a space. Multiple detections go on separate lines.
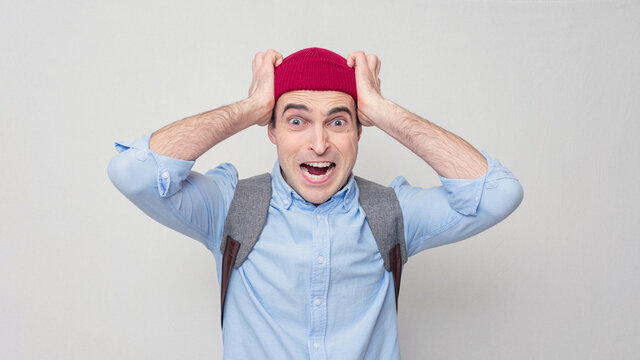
288, 117, 304, 126
330, 118, 345, 127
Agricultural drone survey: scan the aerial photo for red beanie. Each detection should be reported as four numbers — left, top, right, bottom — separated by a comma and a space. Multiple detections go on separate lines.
274, 47, 357, 104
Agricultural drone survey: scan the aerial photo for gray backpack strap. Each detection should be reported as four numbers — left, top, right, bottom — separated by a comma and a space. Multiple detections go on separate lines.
355, 176, 407, 311
220, 172, 271, 326
219, 173, 407, 325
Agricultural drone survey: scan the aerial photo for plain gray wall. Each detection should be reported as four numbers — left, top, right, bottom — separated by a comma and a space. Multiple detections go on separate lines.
1, 0, 638, 359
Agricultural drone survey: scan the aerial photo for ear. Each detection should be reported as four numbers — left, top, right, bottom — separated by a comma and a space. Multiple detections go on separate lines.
268, 122, 277, 145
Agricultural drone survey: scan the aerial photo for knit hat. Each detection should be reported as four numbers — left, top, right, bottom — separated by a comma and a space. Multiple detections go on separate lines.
274, 47, 357, 104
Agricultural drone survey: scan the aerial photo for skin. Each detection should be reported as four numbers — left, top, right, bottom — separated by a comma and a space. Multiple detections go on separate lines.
268, 90, 361, 205
149, 48, 487, 205
149, 50, 284, 161
344, 50, 487, 180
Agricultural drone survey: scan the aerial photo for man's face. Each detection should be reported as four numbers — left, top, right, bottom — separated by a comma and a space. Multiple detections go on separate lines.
268, 90, 361, 205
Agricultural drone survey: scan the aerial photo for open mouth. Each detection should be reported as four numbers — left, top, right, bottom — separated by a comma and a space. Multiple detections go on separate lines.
300, 162, 336, 182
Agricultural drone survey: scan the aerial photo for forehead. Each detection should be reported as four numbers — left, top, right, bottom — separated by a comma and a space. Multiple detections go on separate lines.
276, 90, 355, 115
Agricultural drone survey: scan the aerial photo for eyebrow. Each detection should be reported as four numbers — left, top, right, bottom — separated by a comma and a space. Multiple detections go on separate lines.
282, 103, 352, 118
326, 106, 352, 118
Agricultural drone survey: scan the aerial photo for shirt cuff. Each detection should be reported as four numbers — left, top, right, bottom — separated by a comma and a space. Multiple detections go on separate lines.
114, 134, 195, 197
437, 150, 497, 216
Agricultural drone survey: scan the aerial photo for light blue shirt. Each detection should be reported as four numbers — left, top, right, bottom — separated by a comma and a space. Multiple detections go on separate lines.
108, 134, 523, 360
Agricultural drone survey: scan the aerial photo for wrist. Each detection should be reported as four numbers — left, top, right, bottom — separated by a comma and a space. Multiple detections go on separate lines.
360, 98, 398, 128
239, 96, 274, 126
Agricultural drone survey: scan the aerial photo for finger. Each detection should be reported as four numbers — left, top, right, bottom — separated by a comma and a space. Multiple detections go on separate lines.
347, 51, 364, 67
253, 51, 265, 72
366, 54, 378, 75
265, 49, 284, 68
346, 54, 353, 67
346, 51, 366, 68
371, 55, 381, 76
273, 51, 284, 67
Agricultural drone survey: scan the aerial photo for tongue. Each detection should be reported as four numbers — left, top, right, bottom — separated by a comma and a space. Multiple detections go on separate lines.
304, 164, 330, 176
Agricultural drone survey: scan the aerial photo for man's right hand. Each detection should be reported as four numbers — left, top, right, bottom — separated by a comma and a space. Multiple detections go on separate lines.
149, 49, 283, 160
247, 49, 283, 126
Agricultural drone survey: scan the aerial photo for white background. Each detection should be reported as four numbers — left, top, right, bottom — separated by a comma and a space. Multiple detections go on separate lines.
1, 0, 639, 359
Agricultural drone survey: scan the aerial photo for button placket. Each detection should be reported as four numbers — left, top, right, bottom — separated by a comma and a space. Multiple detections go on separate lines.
308, 210, 330, 348
308, 338, 326, 360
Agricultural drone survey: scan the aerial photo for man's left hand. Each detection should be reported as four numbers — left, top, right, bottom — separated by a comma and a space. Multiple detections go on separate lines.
347, 51, 392, 127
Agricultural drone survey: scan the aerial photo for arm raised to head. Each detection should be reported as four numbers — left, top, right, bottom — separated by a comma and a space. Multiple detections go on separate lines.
149, 49, 283, 161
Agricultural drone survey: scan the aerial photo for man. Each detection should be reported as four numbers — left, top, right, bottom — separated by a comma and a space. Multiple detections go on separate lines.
108, 47, 523, 359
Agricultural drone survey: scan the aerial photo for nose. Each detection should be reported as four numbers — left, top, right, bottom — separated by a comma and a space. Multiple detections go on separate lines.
309, 124, 329, 155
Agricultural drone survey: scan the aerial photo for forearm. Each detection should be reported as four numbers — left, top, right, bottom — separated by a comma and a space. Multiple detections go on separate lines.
372, 100, 488, 179
149, 98, 268, 161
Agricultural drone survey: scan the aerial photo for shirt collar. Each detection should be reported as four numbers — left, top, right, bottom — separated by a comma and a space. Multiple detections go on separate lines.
270, 160, 358, 211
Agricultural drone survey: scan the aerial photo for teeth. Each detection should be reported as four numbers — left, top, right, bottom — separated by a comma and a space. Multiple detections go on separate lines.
304, 162, 332, 168
301, 164, 335, 180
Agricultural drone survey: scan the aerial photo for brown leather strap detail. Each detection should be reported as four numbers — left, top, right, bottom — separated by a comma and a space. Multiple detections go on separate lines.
220, 236, 240, 327
389, 243, 403, 312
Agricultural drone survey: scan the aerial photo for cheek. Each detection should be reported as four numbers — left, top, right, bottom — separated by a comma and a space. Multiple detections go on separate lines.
276, 136, 304, 161
338, 137, 359, 160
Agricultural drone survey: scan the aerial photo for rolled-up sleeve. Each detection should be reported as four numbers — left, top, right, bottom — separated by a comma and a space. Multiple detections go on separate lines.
392, 151, 524, 257
107, 134, 237, 251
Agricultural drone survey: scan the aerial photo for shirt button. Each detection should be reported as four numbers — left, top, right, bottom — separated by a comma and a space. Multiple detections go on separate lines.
161, 172, 169, 179
313, 342, 320, 349
317, 256, 324, 264
316, 214, 322, 220
314, 298, 322, 306
346, 198, 349, 204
